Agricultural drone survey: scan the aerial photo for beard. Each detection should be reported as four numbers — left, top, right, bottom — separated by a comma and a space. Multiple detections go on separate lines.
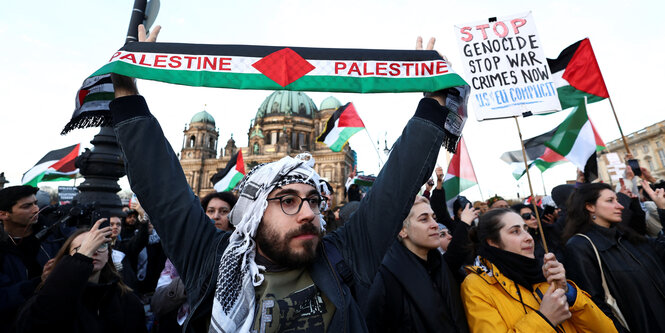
256, 221, 322, 269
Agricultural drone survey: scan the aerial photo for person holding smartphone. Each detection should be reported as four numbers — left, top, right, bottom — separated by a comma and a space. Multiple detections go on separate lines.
13, 219, 146, 332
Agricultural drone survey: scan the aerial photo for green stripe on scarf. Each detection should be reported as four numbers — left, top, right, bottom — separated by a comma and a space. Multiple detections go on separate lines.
91, 61, 467, 93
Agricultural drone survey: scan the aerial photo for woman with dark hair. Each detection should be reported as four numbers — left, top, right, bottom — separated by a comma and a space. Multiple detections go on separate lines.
461, 209, 615, 333
564, 181, 665, 332
13, 219, 146, 333
510, 203, 564, 265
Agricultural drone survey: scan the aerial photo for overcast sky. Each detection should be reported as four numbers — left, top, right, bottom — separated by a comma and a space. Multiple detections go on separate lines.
1, 0, 663, 201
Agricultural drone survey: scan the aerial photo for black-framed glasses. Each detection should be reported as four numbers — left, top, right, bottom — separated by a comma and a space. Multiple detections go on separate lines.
521, 212, 535, 220
267, 194, 325, 215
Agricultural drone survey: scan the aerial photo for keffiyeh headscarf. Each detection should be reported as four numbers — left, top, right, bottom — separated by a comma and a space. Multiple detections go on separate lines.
209, 153, 328, 332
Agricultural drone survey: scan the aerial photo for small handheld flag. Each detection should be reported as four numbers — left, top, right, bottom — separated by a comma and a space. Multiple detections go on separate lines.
211, 150, 246, 192
317, 102, 365, 152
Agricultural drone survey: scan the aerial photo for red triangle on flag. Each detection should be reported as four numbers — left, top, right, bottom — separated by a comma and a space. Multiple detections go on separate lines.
235, 150, 245, 174
448, 138, 477, 182
563, 39, 609, 98
338, 103, 365, 128
48, 144, 80, 172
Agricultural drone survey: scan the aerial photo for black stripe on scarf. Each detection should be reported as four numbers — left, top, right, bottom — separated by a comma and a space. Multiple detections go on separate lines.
120, 42, 444, 61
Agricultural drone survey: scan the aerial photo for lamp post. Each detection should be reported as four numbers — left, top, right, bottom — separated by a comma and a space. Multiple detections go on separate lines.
73, 0, 159, 217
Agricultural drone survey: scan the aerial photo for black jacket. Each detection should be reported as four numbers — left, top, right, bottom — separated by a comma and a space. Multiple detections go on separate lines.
13, 253, 146, 333
0, 223, 64, 332
111, 96, 448, 332
364, 242, 469, 333
565, 220, 665, 333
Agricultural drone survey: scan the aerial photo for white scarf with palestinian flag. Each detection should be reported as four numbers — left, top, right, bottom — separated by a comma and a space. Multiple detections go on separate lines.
63, 42, 467, 136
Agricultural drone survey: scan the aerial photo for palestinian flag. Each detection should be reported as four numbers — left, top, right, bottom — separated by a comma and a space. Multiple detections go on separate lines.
545, 101, 605, 180
548, 38, 609, 110
443, 137, 478, 202
317, 102, 365, 152
22, 144, 81, 186
211, 151, 245, 192
500, 128, 566, 180
62, 74, 115, 134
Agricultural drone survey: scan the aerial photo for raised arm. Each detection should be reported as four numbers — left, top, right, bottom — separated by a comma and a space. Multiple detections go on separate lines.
110, 25, 220, 291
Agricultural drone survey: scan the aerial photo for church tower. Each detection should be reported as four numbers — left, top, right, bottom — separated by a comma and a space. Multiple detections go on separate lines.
181, 109, 218, 160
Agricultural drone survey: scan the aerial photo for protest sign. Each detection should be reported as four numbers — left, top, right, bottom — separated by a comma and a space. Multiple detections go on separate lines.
58, 186, 79, 205
455, 12, 561, 120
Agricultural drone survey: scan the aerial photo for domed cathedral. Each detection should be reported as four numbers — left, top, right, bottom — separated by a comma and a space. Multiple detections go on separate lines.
179, 91, 356, 206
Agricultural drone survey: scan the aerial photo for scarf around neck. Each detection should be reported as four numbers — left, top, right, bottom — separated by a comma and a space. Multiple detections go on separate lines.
210, 153, 327, 332
478, 243, 545, 292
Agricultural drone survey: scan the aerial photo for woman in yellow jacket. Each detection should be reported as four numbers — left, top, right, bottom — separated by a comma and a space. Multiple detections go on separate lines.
461, 208, 616, 333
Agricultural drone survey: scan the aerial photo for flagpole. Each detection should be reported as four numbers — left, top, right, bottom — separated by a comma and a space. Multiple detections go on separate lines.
514, 116, 549, 253
607, 97, 631, 155
462, 136, 484, 201
363, 129, 384, 168
540, 170, 547, 195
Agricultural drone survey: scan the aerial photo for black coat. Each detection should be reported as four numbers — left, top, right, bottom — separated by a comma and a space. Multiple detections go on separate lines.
13, 253, 146, 333
364, 242, 469, 333
565, 223, 665, 333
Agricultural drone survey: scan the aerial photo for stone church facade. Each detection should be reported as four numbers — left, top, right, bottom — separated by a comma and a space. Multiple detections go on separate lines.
179, 91, 356, 206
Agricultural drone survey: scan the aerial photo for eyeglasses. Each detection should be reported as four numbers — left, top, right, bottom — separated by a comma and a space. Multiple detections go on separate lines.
521, 212, 535, 220
72, 242, 109, 254
267, 194, 324, 215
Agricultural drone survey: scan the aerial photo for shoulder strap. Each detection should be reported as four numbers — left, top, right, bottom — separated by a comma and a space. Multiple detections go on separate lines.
574, 233, 612, 297
322, 239, 354, 289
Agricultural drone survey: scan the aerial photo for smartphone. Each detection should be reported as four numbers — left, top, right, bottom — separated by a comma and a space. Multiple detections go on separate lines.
457, 196, 471, 210
92, 210, 111, 228
628, 159, 642, 177
543, 205, 555, 216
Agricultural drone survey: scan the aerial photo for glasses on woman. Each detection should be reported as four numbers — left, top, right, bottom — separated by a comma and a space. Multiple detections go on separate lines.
267, 194, 325, 215
521, 212, 535, 220
72, 242, 109, 254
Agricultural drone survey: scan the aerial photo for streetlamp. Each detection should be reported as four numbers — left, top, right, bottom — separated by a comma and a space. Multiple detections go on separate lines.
73, 0, 160, 217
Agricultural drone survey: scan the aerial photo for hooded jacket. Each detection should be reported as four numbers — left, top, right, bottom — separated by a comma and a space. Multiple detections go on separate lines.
364, 241, 469, 333
565, 221, 665, 333
461, 257, 616, 333
110, 95, 448, 332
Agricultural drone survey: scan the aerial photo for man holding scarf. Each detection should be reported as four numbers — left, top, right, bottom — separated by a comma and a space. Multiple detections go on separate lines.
109, 26, 468, 332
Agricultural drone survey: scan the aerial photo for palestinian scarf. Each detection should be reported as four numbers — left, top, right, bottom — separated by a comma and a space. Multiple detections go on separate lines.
62, 42, 469, 140
210, 153, 328, 332
478, 243, 545, 292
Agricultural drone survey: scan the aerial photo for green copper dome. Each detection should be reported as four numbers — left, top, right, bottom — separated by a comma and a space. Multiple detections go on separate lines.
190, 110, 215, 125
320, 96, 342, 110
255, 91, 318, 119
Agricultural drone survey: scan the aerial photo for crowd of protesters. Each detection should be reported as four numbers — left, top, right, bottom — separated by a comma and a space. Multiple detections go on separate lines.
3, 25, 665, 333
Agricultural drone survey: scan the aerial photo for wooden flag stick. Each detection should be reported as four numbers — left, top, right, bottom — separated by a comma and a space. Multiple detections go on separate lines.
607, 96, 631, 155
514, 116, 549, 253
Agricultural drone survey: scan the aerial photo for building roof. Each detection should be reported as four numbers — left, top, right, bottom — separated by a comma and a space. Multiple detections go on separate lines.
255, 91, 318, 119
320, 96, 342, 110
190, 110, 215, 125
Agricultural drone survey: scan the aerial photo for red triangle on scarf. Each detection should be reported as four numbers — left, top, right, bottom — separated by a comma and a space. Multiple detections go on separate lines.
252, 48, 315, 87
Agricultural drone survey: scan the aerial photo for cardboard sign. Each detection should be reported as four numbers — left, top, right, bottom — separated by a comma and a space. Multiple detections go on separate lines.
455, 12, 561, 120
